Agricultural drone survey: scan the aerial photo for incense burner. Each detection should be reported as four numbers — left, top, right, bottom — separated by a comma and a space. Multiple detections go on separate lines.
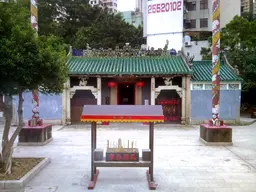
106, 138, 139, 161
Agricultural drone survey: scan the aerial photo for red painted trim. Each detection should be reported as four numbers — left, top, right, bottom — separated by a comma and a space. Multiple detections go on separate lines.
81, 115, 164, 121
117, 82, 136, 105
201, 124, 231, 129
88, 169, 99, 190
23, 124, 51, 129
146, 170, 157, 190
134, 84, 136, 105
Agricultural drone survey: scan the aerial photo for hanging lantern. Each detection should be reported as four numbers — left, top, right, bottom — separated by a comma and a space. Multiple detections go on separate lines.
108, 82, 117, 87
136, 81, 145, 87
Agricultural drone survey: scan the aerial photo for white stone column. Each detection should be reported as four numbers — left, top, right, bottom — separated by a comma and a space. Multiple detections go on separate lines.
62, 81, 67, 125
181, 76, 186, 124
66, 77, 71, 125
151, 77, 155, 105
97, 77, 101, 105
185, 76, 191, 125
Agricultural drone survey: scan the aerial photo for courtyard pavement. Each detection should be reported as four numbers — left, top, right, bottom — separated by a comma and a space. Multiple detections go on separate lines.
1, 123, 256, 192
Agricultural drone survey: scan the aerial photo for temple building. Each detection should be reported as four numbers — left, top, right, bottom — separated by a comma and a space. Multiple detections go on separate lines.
9, 45, 241, 126
60, 45, 242, 125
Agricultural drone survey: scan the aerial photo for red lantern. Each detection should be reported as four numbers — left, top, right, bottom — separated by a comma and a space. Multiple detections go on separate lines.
108, 82, 117, 87
136, 81, 145, 87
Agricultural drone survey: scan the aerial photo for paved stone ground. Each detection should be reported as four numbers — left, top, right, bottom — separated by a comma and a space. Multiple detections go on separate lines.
1, 123, 256, 192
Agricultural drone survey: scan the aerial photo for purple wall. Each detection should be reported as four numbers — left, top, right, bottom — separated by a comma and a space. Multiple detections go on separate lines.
13, 92, 62, 121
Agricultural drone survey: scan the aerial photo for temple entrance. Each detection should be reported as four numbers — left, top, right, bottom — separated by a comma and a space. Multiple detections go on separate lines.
156, 90, 181, 123
71, 90, 97, 123
118, 83, 135, 105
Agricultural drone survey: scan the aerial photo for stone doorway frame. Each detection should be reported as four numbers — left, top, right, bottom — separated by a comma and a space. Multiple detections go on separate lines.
63, 77, 102, 125
150, 76, 191, 125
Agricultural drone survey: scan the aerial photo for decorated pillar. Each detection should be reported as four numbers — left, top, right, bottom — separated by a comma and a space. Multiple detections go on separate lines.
97, 77, 101, 105
150, 77, 155, 105
211, 0, 221, 126
200, 0, 232, 144
30, 0, 41, 126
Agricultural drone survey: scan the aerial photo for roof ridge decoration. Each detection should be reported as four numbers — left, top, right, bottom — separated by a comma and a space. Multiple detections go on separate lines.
71, 42, 180, 58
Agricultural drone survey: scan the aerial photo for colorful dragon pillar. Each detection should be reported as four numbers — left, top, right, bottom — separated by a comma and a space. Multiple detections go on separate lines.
30, 0, 41, 126
211, 0, 221, 126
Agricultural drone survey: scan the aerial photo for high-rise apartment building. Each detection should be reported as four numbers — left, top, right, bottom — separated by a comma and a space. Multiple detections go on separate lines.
121, 10, 143, 28
136, 0, 143, 12
183, 0, 241, 31
89, 0, 117, 13
241, 0, 256, 14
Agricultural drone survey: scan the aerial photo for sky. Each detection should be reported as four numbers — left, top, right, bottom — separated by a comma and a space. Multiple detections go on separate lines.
118, 0, 136, 12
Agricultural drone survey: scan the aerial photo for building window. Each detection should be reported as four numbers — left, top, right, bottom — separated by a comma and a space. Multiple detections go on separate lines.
200, 18, 208, 28
187, 2, 196, 11
229, 84, 240, 90
190, 19, 196, 28
220, 84, 228, 90
200, 0, 208, 10
205, 84, 212, 90
192, 84, 204, 90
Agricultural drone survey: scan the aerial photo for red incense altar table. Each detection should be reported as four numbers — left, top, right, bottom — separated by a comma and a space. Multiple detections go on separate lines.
81, 105, 164, 190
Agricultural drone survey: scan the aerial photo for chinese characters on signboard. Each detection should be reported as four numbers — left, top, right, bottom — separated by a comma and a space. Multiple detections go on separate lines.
106, 153, 139, 161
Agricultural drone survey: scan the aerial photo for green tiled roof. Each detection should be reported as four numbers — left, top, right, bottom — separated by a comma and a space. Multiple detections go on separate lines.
192, 61, 242, 82
67, 56, 192, 75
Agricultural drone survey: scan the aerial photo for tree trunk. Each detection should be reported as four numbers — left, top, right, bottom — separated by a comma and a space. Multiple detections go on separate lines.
1, 141, 13, 175
0, 96, 13, 175
10, 90, 24, 145
0, 90, 23, 175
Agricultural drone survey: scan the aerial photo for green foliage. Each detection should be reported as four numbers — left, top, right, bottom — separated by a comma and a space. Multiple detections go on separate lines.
37, 35, 68, 94
0, 0, 68, 95
222, 15, 256, 90
74, 14, 142, 49
38, 0, 143, 48
0, 0, 40, 94
241, 12, 256, 22
200, 15, 256, 90
200, 47, 211, 60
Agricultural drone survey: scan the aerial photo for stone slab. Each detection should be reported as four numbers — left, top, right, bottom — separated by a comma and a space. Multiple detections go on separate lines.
18, 138, 53, 146
94, 148, 103, 161
0, 157, 50, 192
200, 124, 232, 144
199, 138, 233, 146
18, 124, 52, 144
142, 149, 151, 161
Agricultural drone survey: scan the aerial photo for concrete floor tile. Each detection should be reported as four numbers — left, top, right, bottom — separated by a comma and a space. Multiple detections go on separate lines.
0, 123, 255, 192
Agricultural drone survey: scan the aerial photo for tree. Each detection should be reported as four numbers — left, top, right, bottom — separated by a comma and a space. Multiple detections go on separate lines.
0, 1, 68, 174
200, 15, 256, 90
221, 15, 256, 90
38, 0, 143, 48
200, 47, 211, 60
200, 36, 212, 60
73, 13, 143, 49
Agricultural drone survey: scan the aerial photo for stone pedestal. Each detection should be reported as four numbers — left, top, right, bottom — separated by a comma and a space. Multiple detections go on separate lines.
200, 124, 232, 146
18, 124, 52, 146
94, 148, 104, 161
142, 149, 151, 161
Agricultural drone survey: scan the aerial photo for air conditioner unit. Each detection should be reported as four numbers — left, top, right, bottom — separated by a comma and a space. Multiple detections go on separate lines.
184, 35, 192, 47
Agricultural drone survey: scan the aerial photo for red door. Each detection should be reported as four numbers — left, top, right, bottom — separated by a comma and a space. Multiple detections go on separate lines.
157, 98, 181, 123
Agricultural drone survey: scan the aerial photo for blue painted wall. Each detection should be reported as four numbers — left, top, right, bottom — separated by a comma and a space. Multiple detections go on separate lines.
191, 90, 241, 120
13, 92, 62, 120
